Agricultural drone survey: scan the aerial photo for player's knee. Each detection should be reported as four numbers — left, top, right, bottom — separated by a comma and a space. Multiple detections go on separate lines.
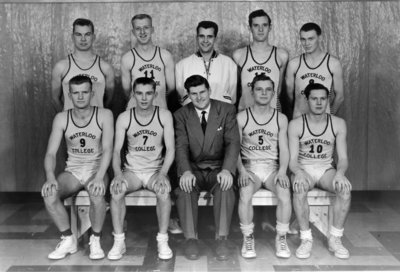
239, 187, 253, 204
43, 193, 58, 206
293, 190, 308, 199
88, 194, 105, 205
337, 189, 351, 202
276, 188, 291, 204
156, 191, 171, 201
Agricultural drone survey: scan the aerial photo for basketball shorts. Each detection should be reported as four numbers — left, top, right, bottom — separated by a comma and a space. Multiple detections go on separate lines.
301, 164, 334, 184
244, 161, 278, 184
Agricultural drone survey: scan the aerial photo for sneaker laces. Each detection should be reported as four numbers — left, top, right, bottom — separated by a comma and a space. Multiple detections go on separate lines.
245, 235, 255, 251
278, 236, 288, 251
299, 239, 312, 251
55, 235, 68, 249
331, 236, 345, 249
90, 236, 101, 251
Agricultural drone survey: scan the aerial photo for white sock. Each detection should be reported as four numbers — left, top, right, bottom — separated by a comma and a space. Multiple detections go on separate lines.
276, 221, 289, 236
300, 229, 313, 240
330, 226, 344, 238
240, 222, 254, 236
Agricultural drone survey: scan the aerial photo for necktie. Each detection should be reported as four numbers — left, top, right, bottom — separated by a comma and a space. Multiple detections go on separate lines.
201, 111, 207, 134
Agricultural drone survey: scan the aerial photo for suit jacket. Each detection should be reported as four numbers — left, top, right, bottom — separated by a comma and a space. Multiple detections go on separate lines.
174, 99, 240, 176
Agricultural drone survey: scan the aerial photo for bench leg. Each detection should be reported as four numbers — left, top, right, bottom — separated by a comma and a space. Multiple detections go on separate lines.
309, 205, 330, 237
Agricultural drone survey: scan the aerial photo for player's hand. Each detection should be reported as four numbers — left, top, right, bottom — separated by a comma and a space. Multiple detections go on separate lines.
217, 169, 233, 191
153, 173, 171, 195
333, 173, 352, 193
87, 176, 106, 196
292, 171, 310, 193
41, 178, 58, 197
238, 170, 254, 187
179, 171, 196, 193
110, 175, 128, 195
275, 171, 290, 189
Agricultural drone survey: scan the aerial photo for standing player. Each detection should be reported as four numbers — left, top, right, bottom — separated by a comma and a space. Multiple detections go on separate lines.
175, 21, 237, 105
42, 75, 114, 260
233, 9, 289, 112
237, 74, 291, 259
108, 77, 175, 260
286, 22, 344, 119
121, 14, 175, 109
288, 83, 351, 259
52, 18, 115, 111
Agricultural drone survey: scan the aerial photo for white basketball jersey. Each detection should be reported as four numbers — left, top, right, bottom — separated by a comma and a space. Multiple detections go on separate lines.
64, 107, 102, 171
294, 53, 333, 115
239, 46, 281, 111
298, 114, 335, 166
125, 106, 164, 173
127, 47, 167, 109
240, 108, 280, 164
61, 54, 106, 110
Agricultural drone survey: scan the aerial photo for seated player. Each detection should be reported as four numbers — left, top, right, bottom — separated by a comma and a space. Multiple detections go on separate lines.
237, 74, 292, 259
108, 77, 175, 260
41, 75, 114, 260
288, 83, 352, 259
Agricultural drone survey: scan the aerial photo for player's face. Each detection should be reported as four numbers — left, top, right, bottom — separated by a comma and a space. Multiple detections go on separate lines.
69, 82, 93, 109
307, 89, 328, 115
132, 18, 154, 45
250, 16, 270, 42
133, 83, 156, 110
72, 25, 95, 51
188, 84, 211, 110
197, 27, 216, 55
252, 80, 274, 106
300, 30, 321, 54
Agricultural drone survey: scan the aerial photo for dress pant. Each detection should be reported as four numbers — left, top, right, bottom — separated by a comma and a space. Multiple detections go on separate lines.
174, 168, 236, 239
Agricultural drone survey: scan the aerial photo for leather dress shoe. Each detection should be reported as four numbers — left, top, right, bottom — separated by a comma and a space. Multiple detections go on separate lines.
215, 239, 230, 261
184, 239, 199, 260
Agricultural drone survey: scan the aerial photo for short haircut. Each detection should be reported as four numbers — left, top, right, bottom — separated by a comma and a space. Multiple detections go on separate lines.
184, 75, 210, 93
196, 21, 218, 37
300, 22, 322, 36
248, 9, 272, 26
73, 18, 94, 33
131, 14, 152, 27
251, 74, 275, 91
69, 75, 92, 90
132, 77, 156, 93
304, 83, 329, 99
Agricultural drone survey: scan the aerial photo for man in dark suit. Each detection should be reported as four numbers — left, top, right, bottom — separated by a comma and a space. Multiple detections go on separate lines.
174, 75, 240, 261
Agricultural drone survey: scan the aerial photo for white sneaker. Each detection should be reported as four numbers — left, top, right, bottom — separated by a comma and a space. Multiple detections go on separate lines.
295, 239, 313, 259
275, 235, 291, 258
107, 235, 126, 260
157, 233, 173, 260
328, 236, 350, 259
89, 234, 105, 260
168, 218, 183, 234
241, 234, 256, 259
48, 235, 78, 260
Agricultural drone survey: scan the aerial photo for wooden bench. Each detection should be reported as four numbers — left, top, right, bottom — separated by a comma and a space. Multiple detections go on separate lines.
64, 188, 334, 238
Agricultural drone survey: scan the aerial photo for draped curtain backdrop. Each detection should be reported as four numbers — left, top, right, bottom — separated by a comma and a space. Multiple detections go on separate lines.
0, 0, 399, 191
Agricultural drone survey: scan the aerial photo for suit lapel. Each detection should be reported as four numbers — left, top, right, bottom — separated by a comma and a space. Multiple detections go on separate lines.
203, 100, 222, 152
188, 104, 205, 147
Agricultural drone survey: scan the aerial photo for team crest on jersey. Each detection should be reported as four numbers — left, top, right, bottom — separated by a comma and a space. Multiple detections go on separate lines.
139, 64, 162, 72
248, 129, 274, 138
300, 73, 325, 81
247, 66, 272, 73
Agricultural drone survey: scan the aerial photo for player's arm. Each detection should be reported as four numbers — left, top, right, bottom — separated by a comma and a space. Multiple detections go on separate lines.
121, 52, 133, 99
153, 110, 175, 194
285, 57, 299, 111
42, 113, 66, 197
174, 110, 196, 192
51, 60, 67, 112
276, 48, 289, 99
275, 113, 290, 188
332, 117, 351, 193
330, 57, 344, 114
110, 111, 129, 194
232, 47, 246, 67
162, 49, 176, 97
236, 111, 254, 187
218, 105, 240, 190
288, 118, 309, 192
100, 60, 115, 108
175, 61, 188, 105
226, 58, 238, 104
87, 109, 114, 196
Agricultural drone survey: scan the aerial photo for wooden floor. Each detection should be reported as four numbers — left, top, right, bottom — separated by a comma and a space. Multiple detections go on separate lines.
1, 191, 400, 272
